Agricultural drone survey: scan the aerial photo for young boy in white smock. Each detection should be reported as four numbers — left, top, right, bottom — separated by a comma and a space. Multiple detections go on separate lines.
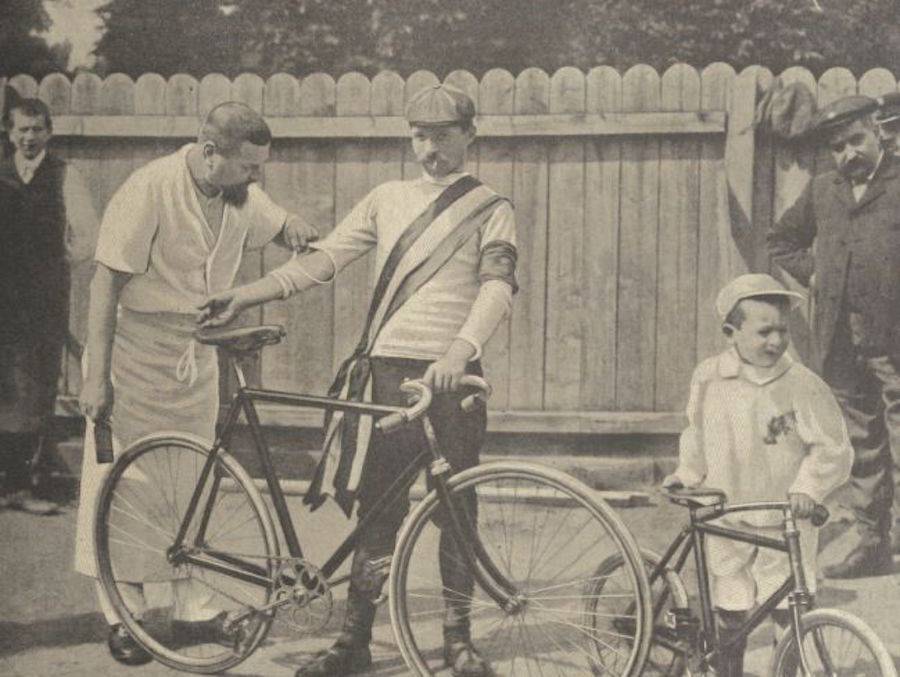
663, 273, 853, 677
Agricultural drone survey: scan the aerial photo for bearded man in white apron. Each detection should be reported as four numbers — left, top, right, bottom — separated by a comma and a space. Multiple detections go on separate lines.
77, 102, 318, 666
199, 85, 518, 677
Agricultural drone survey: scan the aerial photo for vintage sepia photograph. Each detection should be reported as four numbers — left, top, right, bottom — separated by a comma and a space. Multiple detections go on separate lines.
1, 1, 899, 675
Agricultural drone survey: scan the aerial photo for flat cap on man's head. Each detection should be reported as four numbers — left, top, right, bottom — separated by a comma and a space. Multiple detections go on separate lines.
810, 95, 878, 139
405, 84, 476, 127
876, 91, 900, 125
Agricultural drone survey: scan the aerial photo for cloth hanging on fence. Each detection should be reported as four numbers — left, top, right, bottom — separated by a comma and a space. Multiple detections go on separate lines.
754, 78, 818, 142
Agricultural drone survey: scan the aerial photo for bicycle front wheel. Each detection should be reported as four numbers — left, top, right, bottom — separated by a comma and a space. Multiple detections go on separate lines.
389, 461, 652, 676
94, 434, 280, 674
770, 607, 897, 677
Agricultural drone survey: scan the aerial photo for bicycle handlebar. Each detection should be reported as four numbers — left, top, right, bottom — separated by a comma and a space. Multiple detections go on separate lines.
662, 487, 830, 527
374, 375, 491, 434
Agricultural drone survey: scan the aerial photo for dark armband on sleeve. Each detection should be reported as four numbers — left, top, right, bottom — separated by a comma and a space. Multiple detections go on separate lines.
479, 240, 519, 293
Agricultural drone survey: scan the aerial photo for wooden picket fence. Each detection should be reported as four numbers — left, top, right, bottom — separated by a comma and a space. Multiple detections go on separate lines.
2, 63, 896, 435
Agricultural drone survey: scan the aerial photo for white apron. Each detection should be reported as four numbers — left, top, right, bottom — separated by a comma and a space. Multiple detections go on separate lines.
74, 307, 218, 578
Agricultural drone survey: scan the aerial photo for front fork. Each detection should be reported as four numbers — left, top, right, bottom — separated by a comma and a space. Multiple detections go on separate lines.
784, 511, 824, 677
422, 416, 523, 613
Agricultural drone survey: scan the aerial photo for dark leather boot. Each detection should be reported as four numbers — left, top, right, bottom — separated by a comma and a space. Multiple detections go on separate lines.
715, 609, 748, 677
294, 589, 375, 677
440, 529, 491, 676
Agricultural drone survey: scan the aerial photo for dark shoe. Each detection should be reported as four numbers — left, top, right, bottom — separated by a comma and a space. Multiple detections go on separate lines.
108, 623, 153, 666
444, 633, 491, 677
172, 611, 249, 650
294, 639, 372, 676
1, 490, 60, 515
823, 542, 893, 579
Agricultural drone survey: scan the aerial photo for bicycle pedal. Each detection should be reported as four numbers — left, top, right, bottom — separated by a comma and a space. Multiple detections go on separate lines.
373, 592, 389, 606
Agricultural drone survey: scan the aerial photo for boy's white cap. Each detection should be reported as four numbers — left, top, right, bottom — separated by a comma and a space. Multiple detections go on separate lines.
716, 273, 805, 320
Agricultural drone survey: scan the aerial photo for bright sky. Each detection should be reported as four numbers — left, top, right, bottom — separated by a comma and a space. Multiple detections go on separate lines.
44, 0, 106, 70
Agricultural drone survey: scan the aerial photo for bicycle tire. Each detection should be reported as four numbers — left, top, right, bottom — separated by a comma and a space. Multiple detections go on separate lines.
590, 549, 692, 676
770, 607, 897, 677
94, 433, 280, 674
388, 461, 653, 676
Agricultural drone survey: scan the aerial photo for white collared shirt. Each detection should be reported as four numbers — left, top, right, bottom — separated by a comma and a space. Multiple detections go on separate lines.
14, 149, 46, 184
94, 144, 287, 314
672, 348, 852, 525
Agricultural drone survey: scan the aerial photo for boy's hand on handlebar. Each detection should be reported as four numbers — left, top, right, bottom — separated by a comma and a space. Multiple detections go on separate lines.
661, 474, 685, 490
197, 290, 246, 328
789, 492, 817, 519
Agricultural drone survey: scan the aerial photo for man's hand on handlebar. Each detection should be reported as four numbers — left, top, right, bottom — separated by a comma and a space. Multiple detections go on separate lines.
422, 339, 476, 393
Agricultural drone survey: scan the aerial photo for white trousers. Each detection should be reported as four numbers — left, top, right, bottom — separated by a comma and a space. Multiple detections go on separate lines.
706, 520, 818, 611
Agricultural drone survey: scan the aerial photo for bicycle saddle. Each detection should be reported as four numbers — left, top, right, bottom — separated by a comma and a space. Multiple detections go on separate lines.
194, 325, 286, 353
663, 486, 727, 509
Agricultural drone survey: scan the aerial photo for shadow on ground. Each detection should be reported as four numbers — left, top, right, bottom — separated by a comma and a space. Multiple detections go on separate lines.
0, 611, 107, 657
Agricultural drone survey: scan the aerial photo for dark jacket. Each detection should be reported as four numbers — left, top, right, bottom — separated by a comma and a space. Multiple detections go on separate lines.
0, 153, 70, 344
768, 153, 900, 373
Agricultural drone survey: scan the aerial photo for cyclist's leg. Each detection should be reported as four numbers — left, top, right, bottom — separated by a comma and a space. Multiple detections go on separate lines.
424, 368, 487, 670
296, 358, 421, 676
707, 531, 755, 677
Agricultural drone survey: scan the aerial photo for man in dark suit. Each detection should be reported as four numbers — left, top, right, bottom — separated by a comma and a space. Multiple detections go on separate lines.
1, 98, 98, 514
768, 95, 900, 578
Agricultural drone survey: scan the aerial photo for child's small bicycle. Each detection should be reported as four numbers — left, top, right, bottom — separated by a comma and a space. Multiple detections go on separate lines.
92, 324, 655, 675
587, 485, 897, 676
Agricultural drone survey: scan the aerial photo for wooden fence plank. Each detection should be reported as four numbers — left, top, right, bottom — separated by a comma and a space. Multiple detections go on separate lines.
199, 73, 232, 118
818, 67, 857, 106
166, 74, 198, 116
508, 68, 550, 410
858, 68, 897, 97
771, 67, 819, 362
545, 67, 587, 411
696, 63, 737, 362
39, 73, 72, 116
332, 73, 373, 372
582, 66, 622, 410
617, 65, 661, 410
232, 73, 265, 111
655, 64, 701, 410
477, 68, 515, 410
135, 74, 167, 115
265, 74, 336, 397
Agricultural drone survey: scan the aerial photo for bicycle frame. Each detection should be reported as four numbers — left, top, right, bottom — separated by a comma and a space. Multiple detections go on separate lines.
648, 501, 818, 674
166, 356, 520, 614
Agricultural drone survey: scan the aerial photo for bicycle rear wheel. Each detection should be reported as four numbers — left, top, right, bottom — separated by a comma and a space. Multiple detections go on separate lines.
770, 607, 897, 677
94, 434, 279, 674
389, 461, 652, 676
590, 549, 691, 676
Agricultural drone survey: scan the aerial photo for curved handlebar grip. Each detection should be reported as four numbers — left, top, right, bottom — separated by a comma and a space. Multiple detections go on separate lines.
375, 412, 407, 434
458, 375, 492, 412
810, 504, 830, 528
398, 379, 433, 421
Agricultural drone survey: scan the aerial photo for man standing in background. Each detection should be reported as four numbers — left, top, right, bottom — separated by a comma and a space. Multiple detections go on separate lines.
0, 97, 99, 515
768, 95, 900, 578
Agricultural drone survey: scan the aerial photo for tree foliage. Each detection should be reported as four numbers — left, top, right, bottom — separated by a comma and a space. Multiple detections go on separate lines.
29, 0, 900, 78
0, 0, 70, 77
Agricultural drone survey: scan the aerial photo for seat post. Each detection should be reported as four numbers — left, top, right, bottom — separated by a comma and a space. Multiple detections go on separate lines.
231, 355, 248, 390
